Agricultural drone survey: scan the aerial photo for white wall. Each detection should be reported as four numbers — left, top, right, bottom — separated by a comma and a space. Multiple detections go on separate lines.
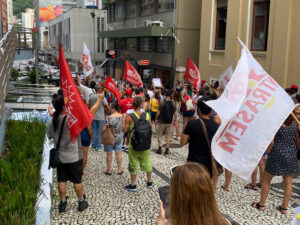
22, 12, 34, 29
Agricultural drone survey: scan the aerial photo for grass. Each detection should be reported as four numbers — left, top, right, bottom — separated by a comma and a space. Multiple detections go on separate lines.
0, 119, 46, 225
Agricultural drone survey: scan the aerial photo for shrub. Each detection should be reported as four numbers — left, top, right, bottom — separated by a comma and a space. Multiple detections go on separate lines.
0, 119, 46, 225
10, 69, 19, 81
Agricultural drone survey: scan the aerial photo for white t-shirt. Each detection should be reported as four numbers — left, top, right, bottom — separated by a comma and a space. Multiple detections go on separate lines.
79, 84, 95, 102
147, 90, 154, 98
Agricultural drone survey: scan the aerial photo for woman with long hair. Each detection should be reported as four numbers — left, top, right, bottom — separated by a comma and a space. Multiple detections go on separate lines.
150, 92, 160, 129
252, 113, 300, 214
47, 96, 89, 213
171, 91, 181, 140
102, 101, 125, 175
143, 93, 151, 116
157, 163, 237, 225
181, 89, 195, 132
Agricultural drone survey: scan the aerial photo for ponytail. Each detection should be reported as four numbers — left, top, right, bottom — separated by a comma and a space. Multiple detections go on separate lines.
52, 96, 65, 131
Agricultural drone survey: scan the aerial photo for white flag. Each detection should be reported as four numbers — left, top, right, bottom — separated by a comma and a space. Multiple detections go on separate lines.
219, 65, 233, 88
80, 42, 94, 77
206, 47, 295, 179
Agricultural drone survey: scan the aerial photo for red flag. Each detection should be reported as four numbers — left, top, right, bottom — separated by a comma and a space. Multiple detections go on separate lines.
59, 44, 94, 142
104, 75, 121, 103
123, 60, 143, 88
184, 58, 201, 91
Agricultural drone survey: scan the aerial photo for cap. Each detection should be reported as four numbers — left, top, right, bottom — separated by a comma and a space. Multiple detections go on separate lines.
201, 80, 207, 84
290, 84, 298, 90
125, 89, 132, 96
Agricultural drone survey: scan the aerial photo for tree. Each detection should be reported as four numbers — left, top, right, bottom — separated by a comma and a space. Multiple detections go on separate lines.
13, 0, 34, 18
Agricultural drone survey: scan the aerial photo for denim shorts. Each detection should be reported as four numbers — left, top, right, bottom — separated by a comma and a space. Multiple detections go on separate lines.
104, 140, 123, 153
183, 110, 195, 117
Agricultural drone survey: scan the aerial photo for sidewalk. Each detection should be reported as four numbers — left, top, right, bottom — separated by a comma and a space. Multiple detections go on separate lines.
51, 133, 298, 225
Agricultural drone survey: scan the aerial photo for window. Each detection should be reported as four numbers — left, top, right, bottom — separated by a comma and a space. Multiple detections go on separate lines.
115, 3, 124, 21
139, 37, 153, 52
108, 4, 114, 22
251, 0, 270, 51
108, 38, 115, 49
157, 0, 175, 12
156, 37, 172, 53
101, 17, 105, 31
126, 0, 136, 19
126, 38, 137, 51
97, 17, 100, 32
115, 38, 125, 50
140, 0, 154, 17
215, 0, 227, 50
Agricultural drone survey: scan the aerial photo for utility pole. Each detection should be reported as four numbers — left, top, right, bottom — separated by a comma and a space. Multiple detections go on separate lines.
91, 0, 96, 68
35, 0, 39, 84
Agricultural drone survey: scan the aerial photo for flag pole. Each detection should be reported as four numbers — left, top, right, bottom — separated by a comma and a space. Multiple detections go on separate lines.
291, 112, 300, 126
236, 37, 251, 54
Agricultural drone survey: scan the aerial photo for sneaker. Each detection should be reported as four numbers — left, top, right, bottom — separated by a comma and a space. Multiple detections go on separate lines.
164, 148, 170, 155
77, 200, 89, 212
92, 147, 97, 151
147, 182, 153, 189
124, 184, 137, 192
58, 197, 67, 213
97, 147, 102, 151
155, 147, 162, 155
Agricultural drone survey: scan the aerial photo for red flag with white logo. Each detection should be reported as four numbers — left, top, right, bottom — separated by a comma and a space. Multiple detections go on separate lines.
184, 58, 201, 91
59, 44, 94, 142
123, 60, 143, 88
104, 75, 121, 103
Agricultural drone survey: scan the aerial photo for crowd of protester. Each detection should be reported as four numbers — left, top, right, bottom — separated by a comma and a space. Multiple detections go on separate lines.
46, 75, 300, 224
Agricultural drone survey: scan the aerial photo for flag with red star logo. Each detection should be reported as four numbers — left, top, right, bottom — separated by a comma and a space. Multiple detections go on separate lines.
59, 44, 94, 142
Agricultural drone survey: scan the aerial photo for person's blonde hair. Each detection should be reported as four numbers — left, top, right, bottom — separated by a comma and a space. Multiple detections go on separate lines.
169, 163, 226, 225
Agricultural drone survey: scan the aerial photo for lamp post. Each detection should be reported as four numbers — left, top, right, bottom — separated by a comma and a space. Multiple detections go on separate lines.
91, 11, 96, 66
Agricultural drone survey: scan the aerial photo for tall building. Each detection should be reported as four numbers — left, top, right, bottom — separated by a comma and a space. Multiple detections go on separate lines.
199, 0, 300, 88
45, 8, 107, 73
6, 0, 12, 26
99, 0, 201, 87
22, 8, 34, 29
1, 0, 7, 35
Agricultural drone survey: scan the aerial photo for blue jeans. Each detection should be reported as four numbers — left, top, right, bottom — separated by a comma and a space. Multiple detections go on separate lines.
92, 120, 105, 149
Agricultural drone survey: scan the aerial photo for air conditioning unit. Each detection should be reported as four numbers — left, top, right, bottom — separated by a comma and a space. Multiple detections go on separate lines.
144, 20, 152, 27
151, 21, 163, 27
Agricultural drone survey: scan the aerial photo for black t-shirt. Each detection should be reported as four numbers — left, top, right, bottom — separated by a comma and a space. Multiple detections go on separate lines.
183, 118, 219, 175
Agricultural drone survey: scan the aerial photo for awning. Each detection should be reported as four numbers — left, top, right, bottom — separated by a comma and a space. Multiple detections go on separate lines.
98, 26, 173, 38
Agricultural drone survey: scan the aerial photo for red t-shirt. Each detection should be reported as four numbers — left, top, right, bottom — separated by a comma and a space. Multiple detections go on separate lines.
120, 98, 133, 114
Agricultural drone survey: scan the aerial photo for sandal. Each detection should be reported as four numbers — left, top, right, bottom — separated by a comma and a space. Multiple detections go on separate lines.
117, 171, 124, 175
103, 171, 112, 176
256, 183, 261, 188
251, 202, 265, 211
221, 185, 229, 192
276, 205, 288, 214
244, 183, 258, 191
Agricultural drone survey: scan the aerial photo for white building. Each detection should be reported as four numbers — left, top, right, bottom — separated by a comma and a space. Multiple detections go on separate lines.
22, 8, 34, 29
46, 7, 107, 73
7, 0, 13, 26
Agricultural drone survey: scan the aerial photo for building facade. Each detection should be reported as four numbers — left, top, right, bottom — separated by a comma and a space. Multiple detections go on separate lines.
6, 0, 12, 26
199, 0, 300, 88
46, 8, 107, 73
99, 0, 201, 87
22, 8, 34, 29
1, 0, 7, 35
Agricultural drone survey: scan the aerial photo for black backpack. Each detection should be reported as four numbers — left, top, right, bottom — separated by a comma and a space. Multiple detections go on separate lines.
130, 112, 152, 151
161, 100, 174, 123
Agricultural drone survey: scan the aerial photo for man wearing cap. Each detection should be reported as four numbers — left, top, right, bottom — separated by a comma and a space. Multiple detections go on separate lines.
290, 84, 298, 98
120, 89, 134, 114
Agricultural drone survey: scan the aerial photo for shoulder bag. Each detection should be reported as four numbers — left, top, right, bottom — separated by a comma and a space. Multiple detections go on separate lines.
48, 116, 67, 169
100, 117, 115, 146
199, 118, 223, 176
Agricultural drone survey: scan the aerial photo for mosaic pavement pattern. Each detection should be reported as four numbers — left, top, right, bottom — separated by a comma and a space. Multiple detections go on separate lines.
51, 129, 300, 225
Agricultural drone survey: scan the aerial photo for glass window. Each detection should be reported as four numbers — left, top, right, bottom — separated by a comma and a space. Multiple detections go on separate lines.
139, 37, 153, 52
157, 0, 175, 12
108, 38, 115, 49
215, 0, 227, 50
126, 38, 137, 51
156, 37, 172, 53
126, 0, 136, 19
115, 38, 125, 50
140, 0, 154, 17
108, 4, 114, 23
251, 0, 270, 51
115, 3, 124, 21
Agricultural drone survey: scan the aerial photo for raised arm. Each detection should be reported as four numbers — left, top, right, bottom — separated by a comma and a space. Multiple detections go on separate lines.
90, 93, 105, 114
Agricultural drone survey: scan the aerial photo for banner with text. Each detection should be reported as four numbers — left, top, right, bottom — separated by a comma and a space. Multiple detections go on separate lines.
206, 47, 295, 179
